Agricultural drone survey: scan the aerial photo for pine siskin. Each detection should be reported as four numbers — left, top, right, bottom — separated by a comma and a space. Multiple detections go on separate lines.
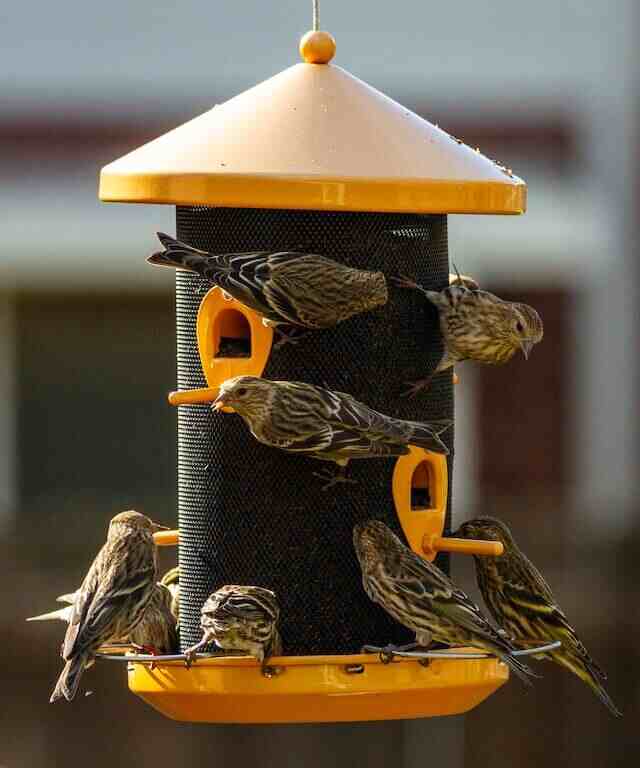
29, 579, 178, 655
393, 274, 543, 396
452, 517, 622, 717
129, 583, 178, 655
49, 510, 167, 703
159, 565, 180, 625
353, 520, 536, 686
184, 585, 281, 670
212, 376, 451, 488
148, 233, 388, 346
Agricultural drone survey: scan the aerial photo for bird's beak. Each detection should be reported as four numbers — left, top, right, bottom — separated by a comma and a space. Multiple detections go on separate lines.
151, 521, 170, 533
211, 393, 226, 411
520, 340, 533, 360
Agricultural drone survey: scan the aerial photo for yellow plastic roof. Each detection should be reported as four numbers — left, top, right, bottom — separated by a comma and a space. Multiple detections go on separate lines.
99, 45, 526, 214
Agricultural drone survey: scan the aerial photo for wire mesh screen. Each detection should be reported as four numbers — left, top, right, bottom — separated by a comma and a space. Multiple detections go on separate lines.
176, 207, 454, 654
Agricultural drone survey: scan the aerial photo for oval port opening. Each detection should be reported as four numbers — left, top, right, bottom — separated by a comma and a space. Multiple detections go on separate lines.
214, 309, 252, 358
411, 461, 433, 510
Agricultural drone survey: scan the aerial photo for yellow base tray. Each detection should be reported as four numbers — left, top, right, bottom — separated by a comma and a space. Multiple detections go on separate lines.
128, 651, 508, 723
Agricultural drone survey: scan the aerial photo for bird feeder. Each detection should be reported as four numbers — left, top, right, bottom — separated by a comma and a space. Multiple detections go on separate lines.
99, 26, 524, 723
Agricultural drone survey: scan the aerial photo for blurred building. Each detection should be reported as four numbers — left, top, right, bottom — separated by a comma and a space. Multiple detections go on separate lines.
1, 1, 638, 764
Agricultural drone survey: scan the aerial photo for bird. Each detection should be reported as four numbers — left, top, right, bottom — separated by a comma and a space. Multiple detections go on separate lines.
452, 517, 622, 717
49, 510, 167, 703
211, 376, 451, 488
129, 582, 178, 656
184, 585, 281, 671
392, 271, 543, 396
148, 233, 388, 347
159, 566, 180, 625
352, 520, 536, 686
28, 576, 178, 656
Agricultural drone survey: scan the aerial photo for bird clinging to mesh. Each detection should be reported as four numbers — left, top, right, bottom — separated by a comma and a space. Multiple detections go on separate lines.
211, 376, 451, 489
353, 520, 537, 686
49, 510, 167, 702
148, 233, 388, 348
452, 517, 622, 717
392, 271, 543, 396
184, 585, 282, 672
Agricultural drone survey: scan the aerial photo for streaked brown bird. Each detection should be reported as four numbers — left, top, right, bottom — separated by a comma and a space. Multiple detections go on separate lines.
148, 233, 388, 346
49, 510, 167, 703
129, 583, 178, 655
212, 376, 451, 488
353, 520, 536, 686
29, 577, 178, 655
393, 273, 543, 396
452, 517, 622, 717
159, 565, 180, 625
184, 585, 281, 670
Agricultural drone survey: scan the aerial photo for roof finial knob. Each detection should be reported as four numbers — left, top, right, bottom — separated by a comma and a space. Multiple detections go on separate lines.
299, 30, 336, 64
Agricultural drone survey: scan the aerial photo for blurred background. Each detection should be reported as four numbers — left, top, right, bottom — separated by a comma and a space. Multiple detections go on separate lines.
2, 0, 638, 764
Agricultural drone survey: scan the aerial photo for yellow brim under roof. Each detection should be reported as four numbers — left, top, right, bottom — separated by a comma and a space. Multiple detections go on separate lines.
100, 59, 526, 214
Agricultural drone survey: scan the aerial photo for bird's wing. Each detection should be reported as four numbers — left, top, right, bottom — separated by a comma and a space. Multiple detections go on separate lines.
501, 578, 606, 680
265, 253, 372, 328
390, 548, 503, 641
320, 388, 447, 457
220, 251, 317, 325
63, 548, 155, 659
203, 252, 283, 320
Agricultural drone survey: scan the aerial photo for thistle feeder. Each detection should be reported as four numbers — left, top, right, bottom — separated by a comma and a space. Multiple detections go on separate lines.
99, 27, 524, 723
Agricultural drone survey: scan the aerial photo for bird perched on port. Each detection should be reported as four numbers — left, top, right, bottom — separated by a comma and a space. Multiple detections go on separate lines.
211, 376, 451, 488
49, 510, 167, 702
184, 585, 281, 671
353, 520, 536, 686
148, 233, 388, 346
452, 517, 622, 717
393, 273, 543, 396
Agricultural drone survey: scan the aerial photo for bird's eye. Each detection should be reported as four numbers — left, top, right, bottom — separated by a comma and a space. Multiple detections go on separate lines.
515, 321, 524, 333
236, 387, 248, 397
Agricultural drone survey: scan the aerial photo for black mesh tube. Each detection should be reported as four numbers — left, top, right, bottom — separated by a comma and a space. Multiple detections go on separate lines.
176, 207, 454, 654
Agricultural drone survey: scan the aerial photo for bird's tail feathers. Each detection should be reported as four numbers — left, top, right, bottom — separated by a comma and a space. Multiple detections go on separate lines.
56, 592, 77, 605
27, 606, 73, 623
554, 651, 622, 717
407, 419, 452, 455
147, 233, 211, 274
499, 650, 538, 688
50, 653, 90, 703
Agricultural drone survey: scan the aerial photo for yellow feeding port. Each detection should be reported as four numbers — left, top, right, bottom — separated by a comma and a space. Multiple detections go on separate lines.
127, 652, 508, 723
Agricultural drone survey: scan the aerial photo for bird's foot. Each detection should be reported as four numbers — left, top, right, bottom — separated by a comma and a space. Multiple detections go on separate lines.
362, 642, 418, 664
261, 663, 283, 678
402, 378, 433, 398
183, 643, 205, 668
313, 467, 357, 492
273, 327, 310, 351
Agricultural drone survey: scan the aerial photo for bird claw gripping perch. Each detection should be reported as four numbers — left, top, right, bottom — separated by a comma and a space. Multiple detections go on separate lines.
364, 643, 420, 665
402, 378, 434, 398
313, 466, 357, 491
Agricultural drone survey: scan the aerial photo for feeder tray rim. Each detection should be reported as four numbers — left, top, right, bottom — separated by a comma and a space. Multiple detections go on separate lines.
96, 641, 560, 666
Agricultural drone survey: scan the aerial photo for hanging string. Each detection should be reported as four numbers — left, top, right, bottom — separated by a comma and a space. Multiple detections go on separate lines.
312, 0, 319, 31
